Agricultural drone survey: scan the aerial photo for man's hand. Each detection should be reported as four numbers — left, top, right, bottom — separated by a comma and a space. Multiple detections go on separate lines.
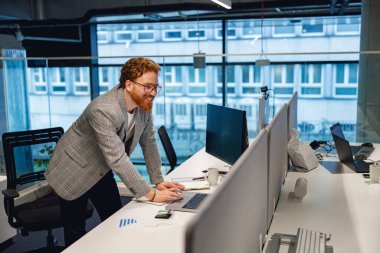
156, 181, 185, 191
144, 188, 183, 203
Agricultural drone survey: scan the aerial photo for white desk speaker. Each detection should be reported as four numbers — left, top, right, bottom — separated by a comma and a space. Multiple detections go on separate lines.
294, 177, 307, 198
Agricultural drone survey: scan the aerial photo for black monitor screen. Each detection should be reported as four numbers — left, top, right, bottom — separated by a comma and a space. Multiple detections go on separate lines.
205, 104, 249, 165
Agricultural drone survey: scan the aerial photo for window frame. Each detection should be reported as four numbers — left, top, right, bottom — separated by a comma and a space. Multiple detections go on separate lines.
188, 67, 207, 96
272, 24, 296, 37
163, 29, 183, 41
114, 31, 133, 43
97, 31, 109, 44
163, 66, 183, 96
271, 64, 296, 97
215, 66, 236, 97
215, 28, 237, 39
73, 67, 90, 95
136, 30, 155, 42
50, 67, 67, 95
31, 68, 48, 94
187, 29, 207, 40
299, 64, 323, 98
240, 26, 261, 39
240, 65, 262, 97
99, 66, 110, 95
300, 23, 325, 37
335, 17, 361, 35
333, 63, 358, 98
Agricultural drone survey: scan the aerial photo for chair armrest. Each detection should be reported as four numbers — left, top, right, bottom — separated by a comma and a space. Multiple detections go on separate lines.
2, 189, 20, 199
2, 189, 21, 228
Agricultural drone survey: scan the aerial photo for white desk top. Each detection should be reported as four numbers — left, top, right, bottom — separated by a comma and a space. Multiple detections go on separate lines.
266, 144, 380, 253
63, 148, 229, 253
64, 143, 380, 253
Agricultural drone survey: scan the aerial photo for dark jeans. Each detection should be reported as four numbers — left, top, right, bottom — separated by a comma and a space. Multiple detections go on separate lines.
59, 170, 122, 247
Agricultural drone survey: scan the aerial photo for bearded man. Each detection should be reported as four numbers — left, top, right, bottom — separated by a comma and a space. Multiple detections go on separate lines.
45, 57, 184, 247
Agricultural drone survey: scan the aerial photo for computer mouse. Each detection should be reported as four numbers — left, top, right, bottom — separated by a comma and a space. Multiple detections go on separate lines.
355, 154, 367, 160
361, 142, 373, 148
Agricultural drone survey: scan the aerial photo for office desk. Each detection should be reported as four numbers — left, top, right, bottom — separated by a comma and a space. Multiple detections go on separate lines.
266, 144, 380, 253
63, 148, 229, 253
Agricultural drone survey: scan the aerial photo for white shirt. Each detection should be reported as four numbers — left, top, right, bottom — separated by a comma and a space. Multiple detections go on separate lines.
126, 110, 136, 141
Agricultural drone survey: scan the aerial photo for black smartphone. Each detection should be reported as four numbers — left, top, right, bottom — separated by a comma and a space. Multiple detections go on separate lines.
362, 173, 370, 179
155, 210, 172, 219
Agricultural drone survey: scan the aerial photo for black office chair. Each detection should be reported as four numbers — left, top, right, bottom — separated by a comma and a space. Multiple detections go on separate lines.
157, 125, 177, 175
1, 127, 93, 252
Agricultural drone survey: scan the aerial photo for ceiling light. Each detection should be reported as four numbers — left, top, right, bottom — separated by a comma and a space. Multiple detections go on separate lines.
210, 0, 232, 9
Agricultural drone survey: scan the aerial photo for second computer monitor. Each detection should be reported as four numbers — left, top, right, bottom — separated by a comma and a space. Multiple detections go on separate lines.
206, 104, 249, 165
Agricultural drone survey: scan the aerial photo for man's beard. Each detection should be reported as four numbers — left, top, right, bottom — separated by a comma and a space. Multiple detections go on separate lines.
130, 90, 153, 111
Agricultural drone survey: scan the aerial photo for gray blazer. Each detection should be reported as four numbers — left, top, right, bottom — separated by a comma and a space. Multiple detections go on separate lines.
45, 86, 163, 200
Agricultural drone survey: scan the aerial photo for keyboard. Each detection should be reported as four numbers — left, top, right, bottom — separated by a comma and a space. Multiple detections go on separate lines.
182, 193, 207, 209
182, 180, 210, 190
295, 228, 326, 253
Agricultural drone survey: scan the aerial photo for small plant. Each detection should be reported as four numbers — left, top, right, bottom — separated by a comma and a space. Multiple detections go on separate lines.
34, 145, 53, 170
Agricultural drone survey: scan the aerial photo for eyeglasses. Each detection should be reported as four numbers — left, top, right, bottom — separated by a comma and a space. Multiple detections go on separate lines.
131, 80, 162, 94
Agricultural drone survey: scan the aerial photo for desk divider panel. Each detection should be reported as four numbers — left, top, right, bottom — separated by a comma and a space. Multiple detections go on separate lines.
266, 104, 288, 229
185, 129, 268, 253
287, 91, 298, 141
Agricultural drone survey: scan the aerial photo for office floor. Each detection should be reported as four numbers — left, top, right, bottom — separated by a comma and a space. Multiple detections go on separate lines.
0, 196, 132, 253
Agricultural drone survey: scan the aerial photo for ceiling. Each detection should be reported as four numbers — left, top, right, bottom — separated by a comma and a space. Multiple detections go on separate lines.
0, 0, 362, 59
0, 0, 362, 27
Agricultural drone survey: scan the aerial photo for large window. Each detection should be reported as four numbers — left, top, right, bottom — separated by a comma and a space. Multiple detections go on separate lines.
91, 14, 362, 182
5, 14, 364, 184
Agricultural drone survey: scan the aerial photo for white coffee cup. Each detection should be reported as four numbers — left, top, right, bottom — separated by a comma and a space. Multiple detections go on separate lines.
370, 163, 380, 183
207, 168, 219, 186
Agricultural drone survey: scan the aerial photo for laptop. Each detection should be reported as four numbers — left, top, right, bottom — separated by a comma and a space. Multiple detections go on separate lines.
165, 192, 208, 213
330, 123, 374, 173
330, 123, 374, 157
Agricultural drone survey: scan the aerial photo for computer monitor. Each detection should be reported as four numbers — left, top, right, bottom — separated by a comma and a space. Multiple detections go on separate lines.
205, 104, 249, 165
185, 129, 268, 253
287, 91, 298, 140
258, 93, 270, 131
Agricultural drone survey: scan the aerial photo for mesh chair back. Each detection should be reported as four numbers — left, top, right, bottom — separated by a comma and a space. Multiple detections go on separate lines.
2, 127, 64, 189
158, 125, 177, 175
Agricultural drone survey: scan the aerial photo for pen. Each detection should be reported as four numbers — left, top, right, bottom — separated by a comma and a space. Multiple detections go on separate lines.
192, 176, 205, 181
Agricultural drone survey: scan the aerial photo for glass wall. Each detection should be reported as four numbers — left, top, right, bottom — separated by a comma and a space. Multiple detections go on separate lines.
0, 14, 365, 181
